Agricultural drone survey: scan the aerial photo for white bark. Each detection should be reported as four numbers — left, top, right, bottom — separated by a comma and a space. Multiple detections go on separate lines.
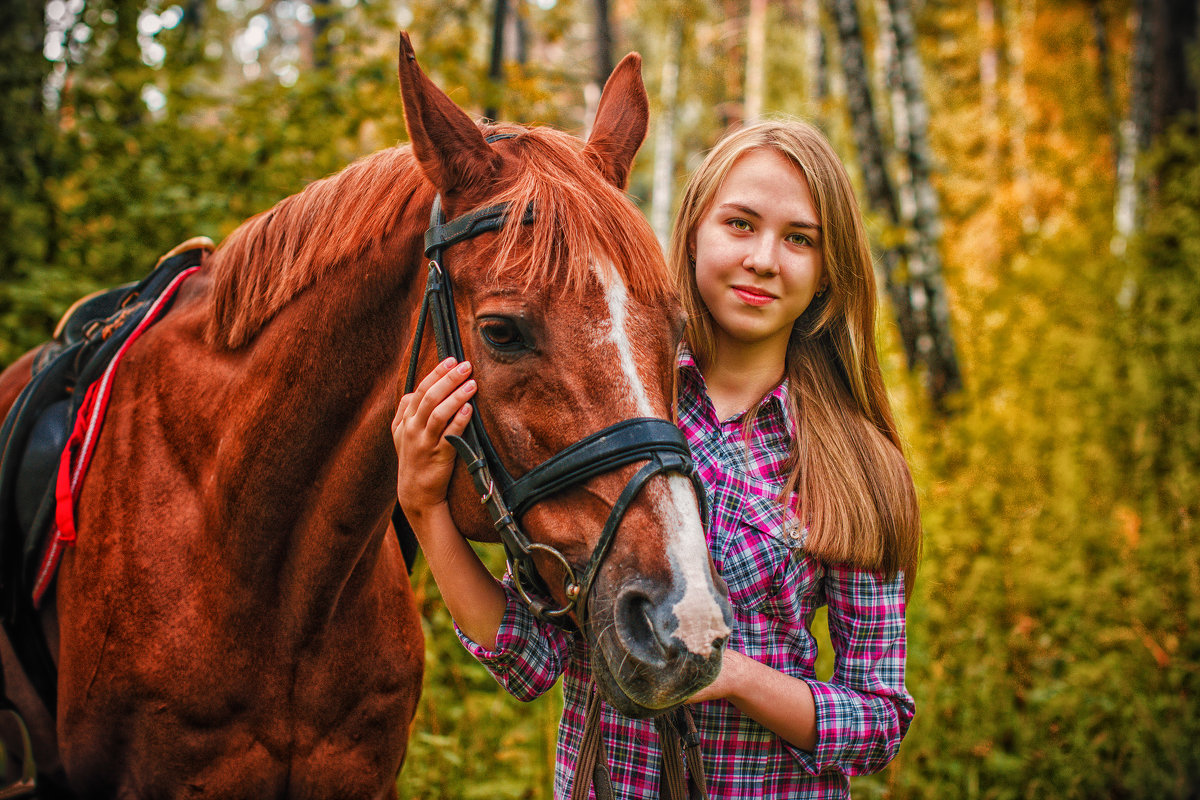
745, 0, 768, 121
1006, 0, 1037, 233
885, 0, 963, 401
651, 20, 682, 247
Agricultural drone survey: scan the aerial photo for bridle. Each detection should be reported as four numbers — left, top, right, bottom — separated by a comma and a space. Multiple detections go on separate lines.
404, 134, 708, 631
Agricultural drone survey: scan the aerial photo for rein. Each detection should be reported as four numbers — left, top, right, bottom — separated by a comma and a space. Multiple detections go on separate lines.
405, 134, 710, 799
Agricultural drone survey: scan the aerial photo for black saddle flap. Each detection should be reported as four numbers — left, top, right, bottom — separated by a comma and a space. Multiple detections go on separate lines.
13, 399, 70, 537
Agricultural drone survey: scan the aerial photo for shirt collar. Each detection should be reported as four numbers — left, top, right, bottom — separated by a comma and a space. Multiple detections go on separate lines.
677, 343, 792, 426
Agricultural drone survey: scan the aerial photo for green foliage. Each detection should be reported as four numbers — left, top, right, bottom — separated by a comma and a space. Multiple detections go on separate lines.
865, 117, 1200, 799
398, 547, 561, 800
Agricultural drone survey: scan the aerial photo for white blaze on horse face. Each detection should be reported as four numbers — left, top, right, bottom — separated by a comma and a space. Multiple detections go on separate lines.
592, 263, 730, 657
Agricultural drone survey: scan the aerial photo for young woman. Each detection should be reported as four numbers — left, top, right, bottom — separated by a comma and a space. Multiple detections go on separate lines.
393, 119, 921, 798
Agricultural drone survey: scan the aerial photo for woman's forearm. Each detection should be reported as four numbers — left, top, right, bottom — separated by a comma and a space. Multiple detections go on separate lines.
693, 649, 819, 751
406, 501, 507, 650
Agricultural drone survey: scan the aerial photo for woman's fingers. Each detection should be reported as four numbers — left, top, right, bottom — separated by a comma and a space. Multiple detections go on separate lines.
413, 360, 473, 427
394, 359, 478, 513
425, 377, 476, 439
413, 356, 458, 398
443, 395, 474, 438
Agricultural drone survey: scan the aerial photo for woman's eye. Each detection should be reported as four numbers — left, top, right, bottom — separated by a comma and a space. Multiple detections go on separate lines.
728, 219, 752, 231
787, 233, 812, 246
479, 318, 525, 351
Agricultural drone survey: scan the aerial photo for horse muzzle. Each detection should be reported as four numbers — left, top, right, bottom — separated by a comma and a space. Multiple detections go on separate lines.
588, 574, 732, 718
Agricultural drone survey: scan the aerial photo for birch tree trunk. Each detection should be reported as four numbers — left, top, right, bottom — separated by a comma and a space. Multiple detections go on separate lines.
885, 0, 963, 402
1006, 0, 1037, 234
803, 0, 828, 102
651, 19, 683, 247
745, 0, 768, 121
1114, 0, 1153, 256
826, 0, 920, 380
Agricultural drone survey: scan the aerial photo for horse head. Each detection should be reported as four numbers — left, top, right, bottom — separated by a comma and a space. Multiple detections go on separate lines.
397, 33, 732, 718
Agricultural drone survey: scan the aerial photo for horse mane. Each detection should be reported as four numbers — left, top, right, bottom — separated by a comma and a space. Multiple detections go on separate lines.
204, 124, 672, 349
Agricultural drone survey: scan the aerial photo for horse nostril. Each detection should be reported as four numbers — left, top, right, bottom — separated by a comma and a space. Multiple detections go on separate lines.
614, 585, 677, 667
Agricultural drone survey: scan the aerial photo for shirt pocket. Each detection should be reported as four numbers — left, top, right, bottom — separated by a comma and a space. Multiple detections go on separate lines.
717, 493, 806, 615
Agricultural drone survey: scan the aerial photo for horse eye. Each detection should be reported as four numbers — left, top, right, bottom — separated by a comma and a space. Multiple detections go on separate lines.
478, 317, 526, 352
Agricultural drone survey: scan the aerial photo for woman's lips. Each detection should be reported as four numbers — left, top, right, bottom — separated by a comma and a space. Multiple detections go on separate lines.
732, 286, 775, 306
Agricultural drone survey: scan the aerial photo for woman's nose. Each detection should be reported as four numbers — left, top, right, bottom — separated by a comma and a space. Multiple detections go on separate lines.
743, 236, 779, 276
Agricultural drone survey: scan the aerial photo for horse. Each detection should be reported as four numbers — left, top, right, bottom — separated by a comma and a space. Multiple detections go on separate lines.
0, 33, 732, 798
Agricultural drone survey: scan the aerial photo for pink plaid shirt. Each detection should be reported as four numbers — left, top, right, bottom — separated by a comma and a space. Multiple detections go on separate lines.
457, 349, 914, 798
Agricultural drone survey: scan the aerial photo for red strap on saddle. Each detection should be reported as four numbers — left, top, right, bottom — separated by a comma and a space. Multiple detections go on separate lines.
33, 265, 200, 606
52, 380, 101, 545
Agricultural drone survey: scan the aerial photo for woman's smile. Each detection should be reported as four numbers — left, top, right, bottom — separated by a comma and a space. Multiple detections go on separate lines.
731, 285, 777, 306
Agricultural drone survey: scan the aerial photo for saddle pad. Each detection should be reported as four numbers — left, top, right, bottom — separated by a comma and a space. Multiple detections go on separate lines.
0, 242, 208, 616
32, 265, 200, 603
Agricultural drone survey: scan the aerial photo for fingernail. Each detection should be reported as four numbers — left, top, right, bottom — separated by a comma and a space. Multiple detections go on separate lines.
457, 361, 472, 374
464, 379, 476, 391
459, 405, 472, 415
441, 357, 456, 369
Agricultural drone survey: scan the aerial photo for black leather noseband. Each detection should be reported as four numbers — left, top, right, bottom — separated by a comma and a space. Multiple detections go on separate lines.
404, 134, 707, 629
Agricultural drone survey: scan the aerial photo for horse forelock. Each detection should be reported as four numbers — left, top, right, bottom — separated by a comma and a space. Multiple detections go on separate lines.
202, 124, 670, 350
476, 127, 672, 307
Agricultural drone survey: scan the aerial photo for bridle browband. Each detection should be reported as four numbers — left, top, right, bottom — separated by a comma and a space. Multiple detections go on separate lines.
404, 134, 708, 630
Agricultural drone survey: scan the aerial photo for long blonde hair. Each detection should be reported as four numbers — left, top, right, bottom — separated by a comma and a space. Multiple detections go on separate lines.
669, 120, 920, 594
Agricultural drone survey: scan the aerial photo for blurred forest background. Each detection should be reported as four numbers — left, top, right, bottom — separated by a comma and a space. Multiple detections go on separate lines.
1, 0, 1198, 796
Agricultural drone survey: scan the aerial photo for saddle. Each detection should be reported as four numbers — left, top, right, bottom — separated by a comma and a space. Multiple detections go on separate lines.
0, 238, 212, 713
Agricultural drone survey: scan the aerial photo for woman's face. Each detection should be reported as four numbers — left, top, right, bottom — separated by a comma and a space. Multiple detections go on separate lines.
692, 148, 825, 362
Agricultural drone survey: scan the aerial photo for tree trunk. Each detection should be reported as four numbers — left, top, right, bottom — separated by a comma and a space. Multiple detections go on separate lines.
1090, 0, 1120, 174
745, 0, 768, 121
0, 0, 53, 278
885, 0, 964, 403
1145, 0, 1199, 145
594, 0, 615, 88
485, 0, 509, 121
112, 0, 145, 127
651, 20, 683, 247
825, 0, 918, 373
803, 0, 828, 101
1006, 0, 1037, 234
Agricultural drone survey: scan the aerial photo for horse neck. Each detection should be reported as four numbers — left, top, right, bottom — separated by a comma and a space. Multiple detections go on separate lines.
204, 221, 427, 612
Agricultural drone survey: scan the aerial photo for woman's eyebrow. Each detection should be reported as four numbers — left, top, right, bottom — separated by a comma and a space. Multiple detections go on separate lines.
719, 202, 821, 231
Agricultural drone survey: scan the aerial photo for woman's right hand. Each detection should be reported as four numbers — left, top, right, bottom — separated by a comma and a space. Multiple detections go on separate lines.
392, 357, 477, 517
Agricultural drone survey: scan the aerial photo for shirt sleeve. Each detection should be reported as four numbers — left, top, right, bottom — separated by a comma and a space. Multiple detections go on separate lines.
454, 573, 575, 702
788, 564, 914, 776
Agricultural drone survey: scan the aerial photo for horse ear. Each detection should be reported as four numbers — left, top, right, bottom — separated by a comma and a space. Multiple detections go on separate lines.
398, 32, 500, 194
582, 53, 649, 191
